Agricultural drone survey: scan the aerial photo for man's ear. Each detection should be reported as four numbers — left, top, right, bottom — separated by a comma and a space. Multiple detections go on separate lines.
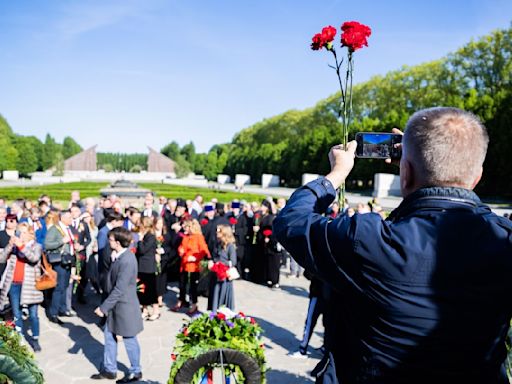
400, 158, 415, 196
470, 167, 483, 190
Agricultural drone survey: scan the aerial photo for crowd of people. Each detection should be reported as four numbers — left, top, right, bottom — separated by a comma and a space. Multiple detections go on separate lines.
0, 190, 304, 358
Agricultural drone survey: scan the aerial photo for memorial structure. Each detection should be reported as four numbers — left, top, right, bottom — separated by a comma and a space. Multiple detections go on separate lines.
64, 145, 97, 171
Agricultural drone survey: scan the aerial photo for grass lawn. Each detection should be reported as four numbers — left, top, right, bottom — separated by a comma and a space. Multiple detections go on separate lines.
0, 181, 267, 204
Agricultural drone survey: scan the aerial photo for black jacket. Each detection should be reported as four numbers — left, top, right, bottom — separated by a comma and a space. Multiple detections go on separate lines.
275, 179, 512, 384
136, 233, 157, 274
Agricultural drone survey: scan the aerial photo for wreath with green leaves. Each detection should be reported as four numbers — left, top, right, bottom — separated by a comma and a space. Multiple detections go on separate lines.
0, 320, 44, 384
168, 308, 266, 383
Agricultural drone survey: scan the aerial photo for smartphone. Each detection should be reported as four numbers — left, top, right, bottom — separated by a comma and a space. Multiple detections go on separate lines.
355, 132, 402, 160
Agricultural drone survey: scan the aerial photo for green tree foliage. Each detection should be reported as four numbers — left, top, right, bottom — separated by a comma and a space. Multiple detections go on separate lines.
161, 141, 181, 160
97, 153, 147, 172
41, 134, 61, 170
0, 115, 19, 171
222, 25, 512, 196
13, 136, 38, 176
24, 136, 45, 171
62, 136, 83, 159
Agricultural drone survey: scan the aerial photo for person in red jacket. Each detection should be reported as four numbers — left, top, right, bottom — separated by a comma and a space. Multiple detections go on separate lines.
172, 218, 210, 314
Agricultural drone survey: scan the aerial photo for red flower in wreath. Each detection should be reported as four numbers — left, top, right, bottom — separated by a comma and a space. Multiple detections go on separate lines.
216, 312, 226, 321
171, 353, 177, 361
250, 317, 256, 325
183, 327, 189, 337
5, 320, 15, 329
341, 21, 372, 51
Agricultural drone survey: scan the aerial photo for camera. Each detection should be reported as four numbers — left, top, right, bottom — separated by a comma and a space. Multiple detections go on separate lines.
355, 132, 402, 160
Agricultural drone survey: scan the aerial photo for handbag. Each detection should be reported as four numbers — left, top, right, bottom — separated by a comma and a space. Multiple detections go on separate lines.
227, 267, 240, 281
60, 252, 74, 267
36, 252, 57, 291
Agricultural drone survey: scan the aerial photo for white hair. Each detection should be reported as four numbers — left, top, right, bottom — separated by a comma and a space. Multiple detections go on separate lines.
403, 107, 488, 188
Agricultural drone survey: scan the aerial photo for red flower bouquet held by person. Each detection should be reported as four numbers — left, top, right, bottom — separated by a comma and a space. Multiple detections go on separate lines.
311, 21, 371, 206
210, 262, 229, 281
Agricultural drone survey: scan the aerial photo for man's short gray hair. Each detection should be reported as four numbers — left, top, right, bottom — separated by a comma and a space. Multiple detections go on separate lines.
403, 107, 489, 188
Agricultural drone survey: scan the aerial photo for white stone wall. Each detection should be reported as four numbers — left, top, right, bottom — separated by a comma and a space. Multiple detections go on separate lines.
261, 174, 279, 188
302, 173, 319, 186
373, 173, 401, 197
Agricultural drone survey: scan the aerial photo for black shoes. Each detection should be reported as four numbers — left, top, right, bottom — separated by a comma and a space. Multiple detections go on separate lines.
32, 339, 42, 352
59, 311, 76, 317
116, 372, 142, 383
49, 316, 64, 325
90, 371, 117, 380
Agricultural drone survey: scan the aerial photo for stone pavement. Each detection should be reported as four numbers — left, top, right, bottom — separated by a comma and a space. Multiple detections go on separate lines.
35, 273, 322, 384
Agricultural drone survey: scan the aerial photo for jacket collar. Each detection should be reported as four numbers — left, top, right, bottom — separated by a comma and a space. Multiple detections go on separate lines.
387, 186, 485, 222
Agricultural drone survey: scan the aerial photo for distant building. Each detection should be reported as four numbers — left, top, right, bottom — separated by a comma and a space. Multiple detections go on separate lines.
147, 147, 176, 173
64, 145, 97, 171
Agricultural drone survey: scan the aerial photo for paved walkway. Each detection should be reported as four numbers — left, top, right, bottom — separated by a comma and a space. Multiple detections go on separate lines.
35, 273, 322, 383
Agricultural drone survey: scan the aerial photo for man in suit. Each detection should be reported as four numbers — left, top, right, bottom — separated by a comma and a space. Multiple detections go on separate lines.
97, 213, 124, 297
92, 227, 143, 382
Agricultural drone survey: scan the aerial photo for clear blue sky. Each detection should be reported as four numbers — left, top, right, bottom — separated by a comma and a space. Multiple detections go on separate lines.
0, 1, 510, 153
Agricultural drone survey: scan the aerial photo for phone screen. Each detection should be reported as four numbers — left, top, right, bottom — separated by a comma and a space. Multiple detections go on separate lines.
355, 133, 402, 159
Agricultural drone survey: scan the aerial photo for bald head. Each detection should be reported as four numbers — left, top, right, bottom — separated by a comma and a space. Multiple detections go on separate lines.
401, 107, 488, 194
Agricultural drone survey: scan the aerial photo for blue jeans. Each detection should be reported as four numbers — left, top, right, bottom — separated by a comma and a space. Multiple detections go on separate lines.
8, 283, 40, 338
103, 324, 141, 375
49, 263, 71, 317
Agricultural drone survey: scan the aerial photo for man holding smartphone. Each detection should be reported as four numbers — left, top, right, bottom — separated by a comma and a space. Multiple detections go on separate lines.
275, 107, 512, 383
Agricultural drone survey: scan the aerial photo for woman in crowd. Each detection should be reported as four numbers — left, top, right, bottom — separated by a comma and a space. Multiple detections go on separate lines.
82, 211, 101, 295
0, 223, 44, 351
173, 218, 209, 315
154, 216, 172, 308
257, 200, 282, 289
136, 216, 160, 321
208, 224, 237, 313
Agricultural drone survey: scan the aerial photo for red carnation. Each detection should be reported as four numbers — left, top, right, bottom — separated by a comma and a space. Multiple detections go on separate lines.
210, 262, 229, 281
341, 21, 371, 52
311, 33, 324, 50
321, 26, 336, 43
262, 229, 272, 237
183, 327, 189, 336
200, 218, 209, 226
5, 320, 15, 329
217, 312, 226, 320
171, 353, 177, 361
250, 317, 256, 325
238, 311, 245, 317
311, 25, 337, 51
229, 217, 238, 225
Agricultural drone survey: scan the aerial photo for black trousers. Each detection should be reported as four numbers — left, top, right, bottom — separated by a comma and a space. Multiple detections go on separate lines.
179, 272, 200, 304
265, 252, 281, 285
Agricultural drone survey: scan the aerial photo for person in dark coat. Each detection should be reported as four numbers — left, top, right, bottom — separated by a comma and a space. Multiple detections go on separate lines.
256, 200, 281, 288
97, 213, 124, 299
203, 203, 230, 254
232, 202, 254, 279
136, 216, 159, 320
275, 107, 512, 384
92, 227, 143, 382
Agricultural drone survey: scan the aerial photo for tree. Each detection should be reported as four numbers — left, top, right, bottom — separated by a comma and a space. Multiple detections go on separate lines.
180, 142, 196, 170
161, 141, 181, 160
42, 134, 60, 170
62, 136, 83, 159
14, 137, 38, 175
